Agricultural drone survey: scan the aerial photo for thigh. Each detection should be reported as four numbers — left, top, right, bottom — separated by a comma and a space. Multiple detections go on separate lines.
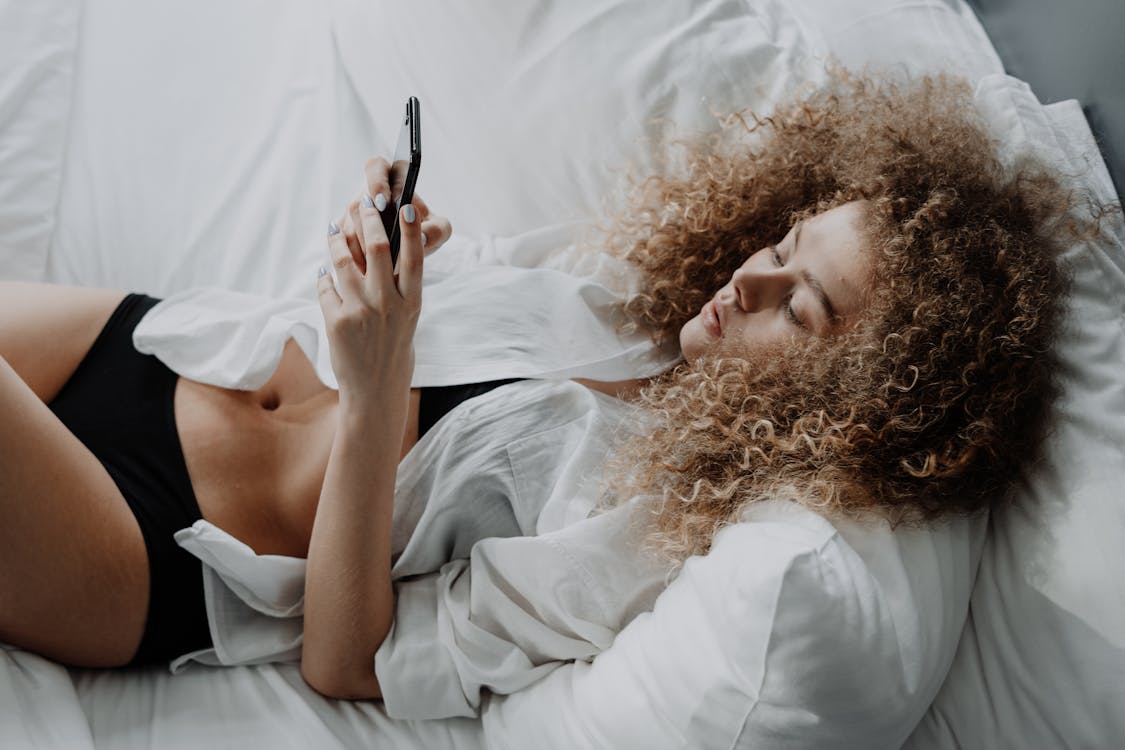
0, 281, 128, 403
0, 354, 149, 667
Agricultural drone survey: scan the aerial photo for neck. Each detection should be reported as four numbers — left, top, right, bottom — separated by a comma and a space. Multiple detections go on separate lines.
570, 376, 655, 401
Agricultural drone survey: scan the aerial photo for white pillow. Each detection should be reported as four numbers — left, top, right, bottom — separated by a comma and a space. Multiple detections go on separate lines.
481, 501, 984, 749
0, 0, 81, 281
327, 0, 823, 241
788, 0, 1003, 81
904, 76, 1125, 749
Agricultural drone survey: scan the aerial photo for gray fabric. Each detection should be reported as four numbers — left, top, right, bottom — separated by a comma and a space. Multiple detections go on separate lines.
967, 0, 1125, 198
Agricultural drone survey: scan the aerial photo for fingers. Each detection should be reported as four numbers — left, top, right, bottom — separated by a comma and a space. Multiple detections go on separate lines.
345, 199, 367, 274
320, 223, 362, 304
361, 156, 447, 249
328, 223, 363, 295
364, 157, 392, 209
418, 215, 453, 256
320, 156, 438, 306
316, 264, 341, 308
358, 191, 396, 300
412, 193, 431, 221
396, 203, 424, 301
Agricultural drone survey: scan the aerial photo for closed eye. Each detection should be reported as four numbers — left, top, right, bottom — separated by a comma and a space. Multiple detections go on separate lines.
783, 293, 806, 329
771, 248, 806, 329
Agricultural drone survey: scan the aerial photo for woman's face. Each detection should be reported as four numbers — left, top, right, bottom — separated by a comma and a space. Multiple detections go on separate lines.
680, 201, 873, 363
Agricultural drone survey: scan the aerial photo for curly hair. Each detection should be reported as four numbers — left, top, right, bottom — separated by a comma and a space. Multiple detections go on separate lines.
592, 70, 1093, 574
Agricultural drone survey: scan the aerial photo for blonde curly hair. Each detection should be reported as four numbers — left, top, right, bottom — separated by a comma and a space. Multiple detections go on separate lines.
593, 70, 1089, 574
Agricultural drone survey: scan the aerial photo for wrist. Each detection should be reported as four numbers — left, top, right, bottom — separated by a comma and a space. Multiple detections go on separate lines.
335, 354, 415, 410
338, 387, 410, 429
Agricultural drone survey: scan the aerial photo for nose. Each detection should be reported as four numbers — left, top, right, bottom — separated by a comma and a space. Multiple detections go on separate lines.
728, 262, 790, 312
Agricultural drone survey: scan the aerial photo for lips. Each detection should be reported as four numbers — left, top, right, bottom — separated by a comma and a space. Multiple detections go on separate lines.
702, 300, 722, 336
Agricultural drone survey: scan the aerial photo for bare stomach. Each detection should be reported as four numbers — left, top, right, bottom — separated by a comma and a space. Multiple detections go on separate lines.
173, 338, 651, 558
174, 338, 421, 558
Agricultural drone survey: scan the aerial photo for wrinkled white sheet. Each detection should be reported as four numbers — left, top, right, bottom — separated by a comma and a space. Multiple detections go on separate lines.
0, 1, 79, 280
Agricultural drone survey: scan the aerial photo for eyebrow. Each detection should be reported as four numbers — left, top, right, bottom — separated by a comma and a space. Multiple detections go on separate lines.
793, 222, 839, 324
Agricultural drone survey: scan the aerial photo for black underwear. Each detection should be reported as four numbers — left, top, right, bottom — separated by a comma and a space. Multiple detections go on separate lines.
48, 293, 212, 667
417, 378, 528, 438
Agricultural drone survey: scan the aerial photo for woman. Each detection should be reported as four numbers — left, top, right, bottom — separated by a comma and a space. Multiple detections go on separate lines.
0, 71, 1076, 700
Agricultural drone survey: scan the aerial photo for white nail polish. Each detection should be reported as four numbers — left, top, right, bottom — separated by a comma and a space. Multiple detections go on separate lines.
374, 193, 387, 212
422, 232, 428, 247
403, 204, 415, 223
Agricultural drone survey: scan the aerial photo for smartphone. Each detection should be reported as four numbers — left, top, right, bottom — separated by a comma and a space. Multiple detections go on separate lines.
383, 96, 422, 270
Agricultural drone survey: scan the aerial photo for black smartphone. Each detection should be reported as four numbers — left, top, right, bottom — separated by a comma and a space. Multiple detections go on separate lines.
383, 96, 421, 270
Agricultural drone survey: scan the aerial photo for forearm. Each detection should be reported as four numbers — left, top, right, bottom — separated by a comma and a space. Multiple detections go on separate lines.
301, 394, 406, 700
307, 155, 429, 698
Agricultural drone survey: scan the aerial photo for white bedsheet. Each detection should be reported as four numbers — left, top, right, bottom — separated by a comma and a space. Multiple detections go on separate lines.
44, 0, 335, 301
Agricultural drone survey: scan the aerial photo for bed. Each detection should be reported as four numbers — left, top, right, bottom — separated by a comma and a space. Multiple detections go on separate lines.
1, 0, 1122, 747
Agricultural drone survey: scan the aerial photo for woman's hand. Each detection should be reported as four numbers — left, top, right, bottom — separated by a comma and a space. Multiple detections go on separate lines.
316, 183, 426, 401
337, 157, 453, 275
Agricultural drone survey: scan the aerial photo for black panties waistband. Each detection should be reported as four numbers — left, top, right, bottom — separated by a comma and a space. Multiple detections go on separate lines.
417, 378, 528, 438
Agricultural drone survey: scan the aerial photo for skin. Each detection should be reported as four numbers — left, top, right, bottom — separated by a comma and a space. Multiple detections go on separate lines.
679, 200, 874, 363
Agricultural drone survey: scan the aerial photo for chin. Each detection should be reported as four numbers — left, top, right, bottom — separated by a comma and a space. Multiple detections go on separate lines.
679, 320, 705, 364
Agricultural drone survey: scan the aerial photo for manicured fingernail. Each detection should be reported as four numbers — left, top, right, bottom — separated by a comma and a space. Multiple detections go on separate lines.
374, 193, 387, 212
402, 204, 416, 223
317, 265, 327, 278
361, 194, 375, 209
327, 221, 340, 236
421, 232, 428, 247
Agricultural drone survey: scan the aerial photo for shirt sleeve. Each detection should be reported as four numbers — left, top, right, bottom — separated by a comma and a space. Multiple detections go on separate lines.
374, 500, 670, 720
131, 286, 333, 389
